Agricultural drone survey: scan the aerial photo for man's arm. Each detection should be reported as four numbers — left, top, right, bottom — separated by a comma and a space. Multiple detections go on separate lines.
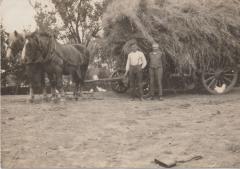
125, 54, 130, 76
141, 52, 147, 69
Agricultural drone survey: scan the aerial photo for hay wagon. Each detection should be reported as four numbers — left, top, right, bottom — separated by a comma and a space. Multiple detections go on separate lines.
109, 59, 240, 95
101, 0, 240, 95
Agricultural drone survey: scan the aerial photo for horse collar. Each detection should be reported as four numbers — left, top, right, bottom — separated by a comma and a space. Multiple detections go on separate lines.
43, 36, 56, 62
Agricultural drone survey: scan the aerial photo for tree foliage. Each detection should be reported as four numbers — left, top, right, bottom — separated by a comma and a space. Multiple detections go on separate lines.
1, 24, 27, 87
33, 2, 61, 35
31, 0, 105, 46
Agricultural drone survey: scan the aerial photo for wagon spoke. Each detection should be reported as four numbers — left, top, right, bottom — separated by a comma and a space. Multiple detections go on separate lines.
208, 78, 216, 89
115, 83, 120, 89
119, 85, 125, 91
224, 73, 235, 76
204, 76, 215, 83
204, 72, 215, 75
207, 69, 215, 73
223, 77, 232, 83
111, 70, 128, 93
224, 68, 233, 73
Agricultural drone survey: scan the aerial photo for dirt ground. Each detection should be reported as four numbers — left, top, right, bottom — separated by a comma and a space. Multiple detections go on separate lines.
1, 88, 240, 168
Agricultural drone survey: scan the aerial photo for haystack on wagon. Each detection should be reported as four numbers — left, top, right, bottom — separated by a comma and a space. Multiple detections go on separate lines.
103, 0, 240, 94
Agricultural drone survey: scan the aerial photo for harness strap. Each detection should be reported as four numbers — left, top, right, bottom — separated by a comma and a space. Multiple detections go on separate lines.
47, 37, 77, 66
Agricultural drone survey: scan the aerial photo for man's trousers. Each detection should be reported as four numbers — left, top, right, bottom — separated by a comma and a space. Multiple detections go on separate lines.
129, 65, 143, 98
149, 67, 163, 97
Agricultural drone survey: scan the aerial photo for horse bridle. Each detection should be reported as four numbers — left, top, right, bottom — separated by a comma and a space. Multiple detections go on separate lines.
7, 40, 22, 55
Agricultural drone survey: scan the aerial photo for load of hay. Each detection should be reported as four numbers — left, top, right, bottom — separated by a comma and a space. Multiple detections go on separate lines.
102, 0, 240, 73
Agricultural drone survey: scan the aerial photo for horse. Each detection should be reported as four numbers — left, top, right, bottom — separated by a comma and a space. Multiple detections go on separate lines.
6, 31, 25, 59
6, 30, 48, 102
21, 31, 90, 100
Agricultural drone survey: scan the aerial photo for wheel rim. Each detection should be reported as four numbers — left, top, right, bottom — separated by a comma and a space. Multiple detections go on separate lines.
202, 66, 238, 94
111, 70, 128, 93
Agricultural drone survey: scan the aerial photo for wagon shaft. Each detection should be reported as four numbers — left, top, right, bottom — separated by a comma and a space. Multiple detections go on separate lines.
84, 76, 124, 83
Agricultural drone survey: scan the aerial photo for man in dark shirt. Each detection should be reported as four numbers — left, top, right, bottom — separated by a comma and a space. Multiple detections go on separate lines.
149, 43, 163, 100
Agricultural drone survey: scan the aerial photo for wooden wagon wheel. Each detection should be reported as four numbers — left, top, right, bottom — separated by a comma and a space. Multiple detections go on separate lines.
201, 59, 238, 94
111, 69, 129, 93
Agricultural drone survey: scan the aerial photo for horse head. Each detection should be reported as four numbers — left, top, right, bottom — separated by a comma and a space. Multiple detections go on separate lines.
21, 31, 50, 64
6, 30, 25, 59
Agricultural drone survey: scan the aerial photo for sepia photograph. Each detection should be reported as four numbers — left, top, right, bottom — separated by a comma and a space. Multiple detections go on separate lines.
1, 0, 240, 168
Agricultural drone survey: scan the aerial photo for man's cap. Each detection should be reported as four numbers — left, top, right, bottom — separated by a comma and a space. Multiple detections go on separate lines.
132, 44, 138, 48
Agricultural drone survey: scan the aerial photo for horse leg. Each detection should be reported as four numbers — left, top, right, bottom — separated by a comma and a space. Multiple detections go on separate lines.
51, 87, 57, 101
73, 73, 80, 101
26, 65, 35, 103
42, 87, 47, 100
48, 73, 57, 101
78, 80, 84, 97
56, 73, 65, 102
28, 85, 34, 103
74, 81, 80, 101
75, 67, 84, 98
42, 72, 48, 101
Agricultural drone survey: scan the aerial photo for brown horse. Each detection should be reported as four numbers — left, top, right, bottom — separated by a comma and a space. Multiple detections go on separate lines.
21, 31, 90, 100
6, 31, 48, 102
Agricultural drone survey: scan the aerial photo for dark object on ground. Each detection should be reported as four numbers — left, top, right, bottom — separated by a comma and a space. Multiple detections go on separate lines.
154, 158, 176, 168
154, 155, 202, 168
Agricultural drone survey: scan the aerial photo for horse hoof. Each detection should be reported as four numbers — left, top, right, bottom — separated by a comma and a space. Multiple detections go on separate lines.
53, 99, 58, 104
27, 98, 34, 103
50, 97, 58, 103
60, 98, 66, 102
43, 96, 48, 102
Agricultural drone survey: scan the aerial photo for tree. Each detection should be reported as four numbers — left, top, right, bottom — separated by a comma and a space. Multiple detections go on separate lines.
28, 0, 62, 39
1, 23, 8, 86
30, 0, 105, 46
1, 24, 27, 89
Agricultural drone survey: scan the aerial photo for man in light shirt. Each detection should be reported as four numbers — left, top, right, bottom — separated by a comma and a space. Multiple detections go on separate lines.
124, 44, 147, 100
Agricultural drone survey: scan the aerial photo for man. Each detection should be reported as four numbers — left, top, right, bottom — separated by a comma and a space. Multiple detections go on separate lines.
125, 44, 147, 100
149, 43, 163, 100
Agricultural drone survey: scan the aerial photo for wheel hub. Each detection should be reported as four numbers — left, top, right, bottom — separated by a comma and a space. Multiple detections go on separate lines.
214, 69, 224, 79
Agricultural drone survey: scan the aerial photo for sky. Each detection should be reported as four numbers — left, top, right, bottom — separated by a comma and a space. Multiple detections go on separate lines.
0, 0, 37, 32
0, 0, 102, 33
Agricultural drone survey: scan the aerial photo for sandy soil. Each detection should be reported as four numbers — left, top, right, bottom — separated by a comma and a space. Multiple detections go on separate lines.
1, 88, 240, 168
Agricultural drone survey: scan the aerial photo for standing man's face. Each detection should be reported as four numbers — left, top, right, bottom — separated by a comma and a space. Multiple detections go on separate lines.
132, 45, 138, 52
153, 47, 158, 51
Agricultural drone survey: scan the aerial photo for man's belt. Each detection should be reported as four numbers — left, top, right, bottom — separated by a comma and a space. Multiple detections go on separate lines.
130, 64, 142, 67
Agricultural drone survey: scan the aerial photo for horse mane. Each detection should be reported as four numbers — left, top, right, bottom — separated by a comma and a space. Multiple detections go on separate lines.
9, 30, 24, 41
38, 32, 52, 37
25, 30, 53, 40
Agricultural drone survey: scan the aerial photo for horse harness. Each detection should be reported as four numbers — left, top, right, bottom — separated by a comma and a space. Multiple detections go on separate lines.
39, 35, 74, 67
